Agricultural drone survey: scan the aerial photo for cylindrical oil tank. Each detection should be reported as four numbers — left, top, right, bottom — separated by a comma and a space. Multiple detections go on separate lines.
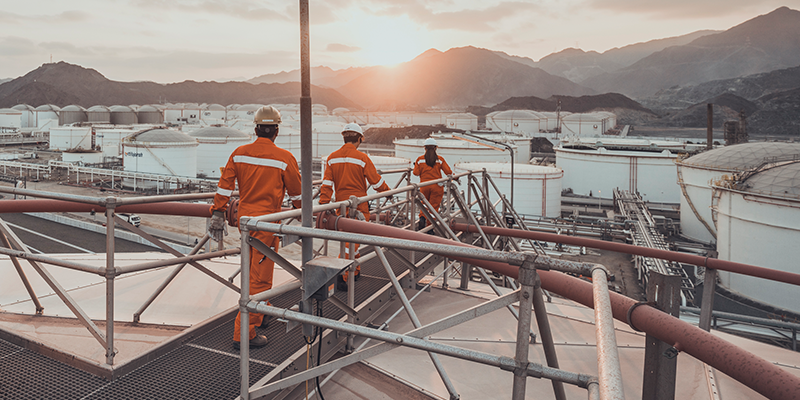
123, 128, 198, 179
110, 105, 138, 125
332, 107, 350, 115
445, 113, 478, 131
487, 110, 544, 134
394, 135, 519, 166
312, 104, 328, 115
58, 105, 87, 125
233, 104, 261, 121
12, 104, 36, 128
188, 126, 252, 179
62, 151, 103, 165
454, 162, 563, 217
713, 162, 800, 313
49, 126, 93, 151
95, 127, 137, 157
202, 104, 227, 123
34, 104, 60, 128
561, 113, 606, 137
677, 142, 800, 244
137, 105, 164, 124
87, 105, 111, 123
555, 137, 704, 203
0, 108, 22, 129
278, 121, 345, 161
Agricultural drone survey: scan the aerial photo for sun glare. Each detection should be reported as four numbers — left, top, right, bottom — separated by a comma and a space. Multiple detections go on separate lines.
359, 17, 425, 66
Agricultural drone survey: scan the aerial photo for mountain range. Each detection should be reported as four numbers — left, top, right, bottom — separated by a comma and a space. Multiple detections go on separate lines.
1, 7, 799, 135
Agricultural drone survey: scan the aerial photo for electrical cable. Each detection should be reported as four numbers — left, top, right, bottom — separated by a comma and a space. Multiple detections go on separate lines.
315, 299, 326, 400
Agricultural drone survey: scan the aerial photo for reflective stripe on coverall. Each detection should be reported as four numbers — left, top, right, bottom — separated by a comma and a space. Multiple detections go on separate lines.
212, 137, 302, 341
319, 143, 390, 280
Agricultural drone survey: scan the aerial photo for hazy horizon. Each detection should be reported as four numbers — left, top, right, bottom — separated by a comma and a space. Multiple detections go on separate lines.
0, 1, 796, 84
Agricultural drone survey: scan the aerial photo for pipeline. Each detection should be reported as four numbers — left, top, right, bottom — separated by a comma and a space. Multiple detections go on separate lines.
0, 199, 214, 218
318, 215, 800, 399
451, 222, 800, 288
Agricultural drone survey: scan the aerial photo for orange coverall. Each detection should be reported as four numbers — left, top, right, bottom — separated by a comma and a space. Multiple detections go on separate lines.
319, 143, 390, 279
212, 137, 302, 342
413, 154, 452, 225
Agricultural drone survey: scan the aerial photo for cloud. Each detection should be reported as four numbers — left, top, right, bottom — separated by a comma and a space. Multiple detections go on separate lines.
0, 10, 90, 24
132, 0, 292, 21
584, 0, 778, 19
370, 1, 540, 32
326, 43, 360, 52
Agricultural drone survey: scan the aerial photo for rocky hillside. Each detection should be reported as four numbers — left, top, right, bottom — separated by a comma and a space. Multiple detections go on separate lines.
582, 7, 800, 99
0, 62, 360, 110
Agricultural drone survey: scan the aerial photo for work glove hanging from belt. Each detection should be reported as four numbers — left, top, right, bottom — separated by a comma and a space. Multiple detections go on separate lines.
209, 210, 227, 243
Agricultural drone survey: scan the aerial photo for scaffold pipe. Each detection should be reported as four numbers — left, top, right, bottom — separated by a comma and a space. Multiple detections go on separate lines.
0, 199, 214, 218
451, 222, 800, 287
318, 215, 800, 400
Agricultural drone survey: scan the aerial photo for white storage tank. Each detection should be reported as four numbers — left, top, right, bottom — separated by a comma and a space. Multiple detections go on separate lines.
95, 127, 137, 157
58, 105, 87, 125
277, 121, 346, 161
232, 104, 261, 121
49, 126, 93, 151
713, 161, 800, 313
110, 105, 138, 125
561, 113, 608, 137
555, 137, 705, 203
312, 104, 328, 115
454, 162, 563, 217
332, 107, 350, 115
87, 105, 111, 123
11, 104, 36, 128
62, 150, 103, 165
0, 108, 22, 129
34, 104, 60, 128
137, 105, 163, 124
445, 113, 478, 131
188, 126, 252, 179
487, 110, 544, 134
123, 128, 198, 178
202, 104, 227, 123
676, 142, 800, 244
394, 134, 519, 167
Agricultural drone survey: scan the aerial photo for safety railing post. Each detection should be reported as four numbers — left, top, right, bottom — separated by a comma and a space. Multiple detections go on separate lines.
512, 255, 536, 400
240, 224, 251, 400
642, 271, 680, 400
699, 267, 717, 332
104, 197, 116, 365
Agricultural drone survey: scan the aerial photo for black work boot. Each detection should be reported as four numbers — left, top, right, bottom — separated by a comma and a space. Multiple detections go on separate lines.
417, 216, 426, 231
337, 275, 348, 292
233, 334, 268, 349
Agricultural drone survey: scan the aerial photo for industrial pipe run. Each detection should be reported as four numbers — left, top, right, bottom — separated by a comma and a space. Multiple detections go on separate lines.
0, 199, 214, 218
316, 215, 800, 400
451, 222, 800, 288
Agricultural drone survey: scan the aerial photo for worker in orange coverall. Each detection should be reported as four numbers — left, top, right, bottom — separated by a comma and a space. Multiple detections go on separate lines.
319, 123, 391, 291
208, 106, 302, 349
413, 137, 452, 231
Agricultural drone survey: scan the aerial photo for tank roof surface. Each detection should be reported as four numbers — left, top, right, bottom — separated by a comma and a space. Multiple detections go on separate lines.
188, 126, 250, 139
740, 161, 800, 200
127, 128, 197, 144
681, 142, 800, 171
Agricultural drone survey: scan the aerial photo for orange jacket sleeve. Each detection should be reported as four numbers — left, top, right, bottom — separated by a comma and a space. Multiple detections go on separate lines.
283, 154, 303, 209
363, 155, 390, 192
440, 156, 452, 176
211, 153, 237, 213
319, 158, 334, 204
412, 156, 423, 176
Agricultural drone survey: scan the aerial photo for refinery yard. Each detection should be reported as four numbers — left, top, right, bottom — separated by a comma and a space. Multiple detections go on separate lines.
2, 19, 800, 398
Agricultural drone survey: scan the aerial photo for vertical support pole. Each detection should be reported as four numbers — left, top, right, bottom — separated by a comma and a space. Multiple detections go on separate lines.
104, 197, 116, 365
240, 225, 251, 400
347, 197, 357, 351
299, 0, 314, 339
533, 277, 567, 400
592, 268, 624, 400
699, 267, 717, 332
642, 272, 681, 400
512, 255, 536, 400
706, 103, 713, 150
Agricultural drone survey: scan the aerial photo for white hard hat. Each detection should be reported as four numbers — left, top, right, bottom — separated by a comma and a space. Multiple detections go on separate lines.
424, 138, 438, 147
342, 123, 363, 137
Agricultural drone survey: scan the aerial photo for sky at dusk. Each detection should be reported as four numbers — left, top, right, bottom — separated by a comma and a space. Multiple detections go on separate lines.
0, 1, 797, 83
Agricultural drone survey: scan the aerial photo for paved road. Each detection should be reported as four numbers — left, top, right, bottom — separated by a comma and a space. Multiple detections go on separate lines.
0, 213, 162, 254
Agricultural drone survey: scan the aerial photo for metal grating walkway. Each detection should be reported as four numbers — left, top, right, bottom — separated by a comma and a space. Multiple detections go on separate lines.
0, 249, 411, 399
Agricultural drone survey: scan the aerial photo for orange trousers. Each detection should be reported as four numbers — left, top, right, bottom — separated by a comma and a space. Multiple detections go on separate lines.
419, 185, 444, 225
234, 230, 278, 341
341, 204, 369, 281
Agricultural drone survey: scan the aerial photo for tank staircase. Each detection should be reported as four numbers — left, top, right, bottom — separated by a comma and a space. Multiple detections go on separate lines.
613, 188, 696, 306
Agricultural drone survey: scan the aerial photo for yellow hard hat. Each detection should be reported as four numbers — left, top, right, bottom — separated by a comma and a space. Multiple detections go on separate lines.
254, 106, 281, 125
